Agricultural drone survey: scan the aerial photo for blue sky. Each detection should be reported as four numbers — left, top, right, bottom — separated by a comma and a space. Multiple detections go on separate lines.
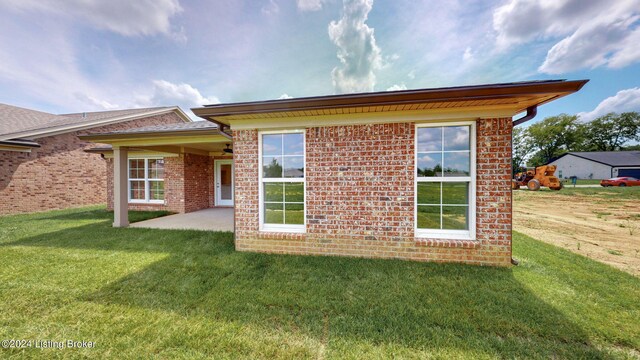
0, 0, 639, 124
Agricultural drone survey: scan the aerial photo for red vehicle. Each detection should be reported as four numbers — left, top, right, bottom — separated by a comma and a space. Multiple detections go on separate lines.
600, 177, 640, 187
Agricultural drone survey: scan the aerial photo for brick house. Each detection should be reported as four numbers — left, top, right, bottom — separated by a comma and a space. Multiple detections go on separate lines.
82, 80, 587, 266
0, 104, 190, 214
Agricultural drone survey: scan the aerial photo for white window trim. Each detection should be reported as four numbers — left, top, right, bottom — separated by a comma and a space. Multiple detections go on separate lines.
258, 129, 306, 233
128, 156, 165, 204
414, 121, 476, 240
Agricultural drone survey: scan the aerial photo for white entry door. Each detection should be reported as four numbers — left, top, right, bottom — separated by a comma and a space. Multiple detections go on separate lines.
215, 160, 234, 206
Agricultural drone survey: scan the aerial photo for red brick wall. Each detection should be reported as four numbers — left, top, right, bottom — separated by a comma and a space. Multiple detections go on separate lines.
233, 118, 513, 266
233, 130, 260, 239
184, 154, 211, 213
106, 153, 226, 214
0, 112, 185, 215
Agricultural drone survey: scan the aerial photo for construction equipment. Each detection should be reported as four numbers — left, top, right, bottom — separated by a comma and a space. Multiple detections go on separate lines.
512, 165, 563, 191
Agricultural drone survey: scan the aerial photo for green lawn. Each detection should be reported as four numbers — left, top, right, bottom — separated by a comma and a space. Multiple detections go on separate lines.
561, 179, 603, 185
554, 185, 640, 200
1, 207, 639, 359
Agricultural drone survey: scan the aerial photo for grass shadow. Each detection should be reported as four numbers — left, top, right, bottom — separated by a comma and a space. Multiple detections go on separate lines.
34, 208, 173, 223
5, 218, 620, 358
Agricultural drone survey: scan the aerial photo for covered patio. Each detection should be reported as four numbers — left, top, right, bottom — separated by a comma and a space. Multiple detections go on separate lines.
80, 121, 234, 228
130, 208, 234, 231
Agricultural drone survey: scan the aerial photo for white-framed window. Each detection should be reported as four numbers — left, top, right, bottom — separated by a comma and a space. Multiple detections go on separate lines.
415, 122, 476, 240
258, 130, 305, 233
128, 157, 165, 204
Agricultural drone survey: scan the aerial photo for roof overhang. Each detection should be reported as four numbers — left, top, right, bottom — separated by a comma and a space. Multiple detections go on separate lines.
0, 139, 41, 152
192, 80, 588, 129
79, 127, 231, 156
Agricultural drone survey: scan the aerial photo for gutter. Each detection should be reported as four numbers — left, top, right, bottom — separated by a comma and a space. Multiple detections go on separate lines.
0, 139, 41, 148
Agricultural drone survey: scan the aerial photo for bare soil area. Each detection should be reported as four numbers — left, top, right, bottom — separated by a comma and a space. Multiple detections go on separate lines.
513, 189, 640, 276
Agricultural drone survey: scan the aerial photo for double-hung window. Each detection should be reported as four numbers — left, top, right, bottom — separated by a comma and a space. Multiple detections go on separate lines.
415, 123, 475, 239
128, 158, 165, 204
259, 131, 305, 232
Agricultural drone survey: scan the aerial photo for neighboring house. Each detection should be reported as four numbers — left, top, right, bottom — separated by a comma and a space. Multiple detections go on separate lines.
0, 104, 190, 214
549, 151, 640, 179
82, 80, 587, 266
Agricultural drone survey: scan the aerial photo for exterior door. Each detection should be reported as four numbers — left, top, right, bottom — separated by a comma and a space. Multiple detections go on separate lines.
215, 160, 234, 206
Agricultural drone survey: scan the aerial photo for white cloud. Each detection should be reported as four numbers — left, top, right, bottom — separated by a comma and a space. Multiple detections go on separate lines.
0, 0, 183, 37
386, 84, 407, 91
262, 0, 280, 16
419, 154, 435, 162
380, 2, 517, 87
493, 0, 610, 47
493, 0, 640, 74
74, 93, 119, 110
578, 88, 640, 122
297, 0, 325, 12
539, 15, 640, 74
607, 25, 640, 69
137, 80, 220, 119
328, 0, 382, 94
278, 93, 293, 99
462, 47, 473, 62
0, 15, 127, 113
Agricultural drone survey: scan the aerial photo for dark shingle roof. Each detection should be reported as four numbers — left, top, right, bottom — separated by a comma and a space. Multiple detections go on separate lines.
0, 104, 184, 140
0, 103, 61, 135
564, 151, 640, 167
59, 108, 173, 123
89, 121, 217, 136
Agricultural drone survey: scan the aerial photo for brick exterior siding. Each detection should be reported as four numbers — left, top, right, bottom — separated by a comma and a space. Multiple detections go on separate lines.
105, 153, 232, 213
234, 118, 513, 266
0, 112, 186, 215
184, 154, 212, 213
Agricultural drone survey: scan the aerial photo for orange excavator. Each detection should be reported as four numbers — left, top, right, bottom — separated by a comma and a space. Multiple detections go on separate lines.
512, 165, 563, 191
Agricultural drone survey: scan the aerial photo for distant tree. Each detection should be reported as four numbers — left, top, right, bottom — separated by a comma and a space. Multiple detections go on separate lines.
526, 114, 584, 166
622, 144, 640, 151
580, 112, 640, 151
512, 126, 532, 174
263, 158, 282, 177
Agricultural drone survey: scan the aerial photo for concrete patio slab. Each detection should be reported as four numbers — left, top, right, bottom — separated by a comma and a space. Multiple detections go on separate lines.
130, 208, 234, 232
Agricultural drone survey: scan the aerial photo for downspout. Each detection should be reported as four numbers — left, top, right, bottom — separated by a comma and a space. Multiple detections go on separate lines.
510, 106, 538, 266
512, 106, 537, 127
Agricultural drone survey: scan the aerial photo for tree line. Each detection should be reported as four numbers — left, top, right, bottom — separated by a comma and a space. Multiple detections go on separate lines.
512, 112, 640, 173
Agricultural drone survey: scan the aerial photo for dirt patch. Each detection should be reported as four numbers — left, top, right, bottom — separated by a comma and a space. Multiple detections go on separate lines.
513, 190, 640, 276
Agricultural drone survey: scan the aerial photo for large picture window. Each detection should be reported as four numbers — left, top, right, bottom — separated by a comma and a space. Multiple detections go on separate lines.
415, 123, 475, 239
128, 158, 164, 203
260, 131, 305, 232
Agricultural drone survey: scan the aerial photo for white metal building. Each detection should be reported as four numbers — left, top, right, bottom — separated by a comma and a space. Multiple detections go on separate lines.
549, 151, 640, 179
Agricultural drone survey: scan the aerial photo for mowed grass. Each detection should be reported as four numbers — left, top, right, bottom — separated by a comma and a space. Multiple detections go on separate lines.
554, 185, 640, 200
1, 207, 639, 359
564, 179, 603, 185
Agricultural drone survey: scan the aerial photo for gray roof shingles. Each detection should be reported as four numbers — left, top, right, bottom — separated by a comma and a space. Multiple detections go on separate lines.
0, 103, 177, 140
90, 121, 218, 136
0, 103, 61, 135
566, 151, 640, 167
